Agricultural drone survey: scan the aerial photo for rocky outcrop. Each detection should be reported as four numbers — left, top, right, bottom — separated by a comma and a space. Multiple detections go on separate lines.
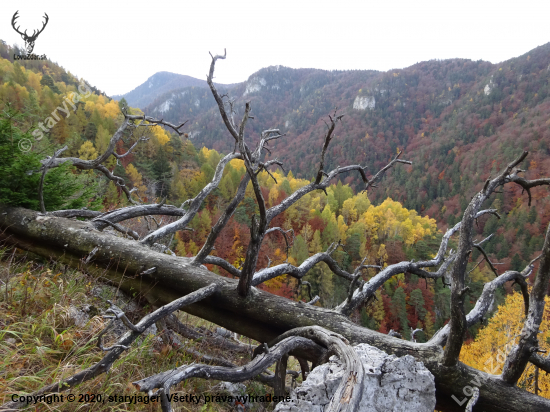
353, 96, 375, 110
275, 343, 435, 412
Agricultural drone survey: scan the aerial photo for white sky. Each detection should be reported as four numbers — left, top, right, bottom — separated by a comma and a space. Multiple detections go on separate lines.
2, 0, 550, 96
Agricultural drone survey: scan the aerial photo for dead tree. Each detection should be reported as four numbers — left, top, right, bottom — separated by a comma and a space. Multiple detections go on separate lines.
2, 51, 550, 411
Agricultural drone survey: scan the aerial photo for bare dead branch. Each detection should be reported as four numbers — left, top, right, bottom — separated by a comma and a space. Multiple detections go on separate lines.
112, 136, 149, 160
265, 226, 294, 260
203, 255, 242, 277
274, 353, 289, 398
337, 209, 498, 316
132, 335, 316, 409
507, 172, 550, 206
473, 234, 499, 277
141, 153, 242, 246
529, 353, 550, 375
193, 173, 251, 265
410, 328, 423, 342
206, 49, 239, 142
364, 150, 412, 191
300, 280, 313, 302
388, 329, 403, 339
266, 157, 412, 226
442, 151, 530, 367
96, 164, 140, 204
91, 204, 186, 231
254, 129, 285, 160
315, 109, 344, 184
502, 222, 550, 384
123, 113, 187, 137
39, 112, 185, 204
93, 218, 139, 240
48, 208, 102, 219
252, 249, 355, 286
254, 326, 364, 412
465, 387, 480, 412
157, 321, 247, 368
234, 102, 272, 297
307, 295, 320, 305
429, 259, 537, 347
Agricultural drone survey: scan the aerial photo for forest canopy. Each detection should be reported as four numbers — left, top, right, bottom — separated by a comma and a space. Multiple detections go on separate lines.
1, 42, 550, 412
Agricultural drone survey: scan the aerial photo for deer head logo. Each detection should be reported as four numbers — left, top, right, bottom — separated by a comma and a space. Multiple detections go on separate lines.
11, 11, 49, 55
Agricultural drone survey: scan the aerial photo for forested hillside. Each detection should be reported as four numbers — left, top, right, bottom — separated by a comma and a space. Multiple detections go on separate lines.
0, 40, 462, 343
1, 38, 544, 343
142, 43, 550, 275
3, 38, 550, 411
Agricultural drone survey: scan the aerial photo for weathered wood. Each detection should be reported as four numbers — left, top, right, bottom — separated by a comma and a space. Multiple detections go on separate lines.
2, 205, 550, 411
276, 326, 364, 412
502, 221, 550, 383
132, 336, 315, 403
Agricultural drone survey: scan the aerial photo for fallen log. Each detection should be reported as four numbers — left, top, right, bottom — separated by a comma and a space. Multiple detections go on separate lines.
1, 205, 549, 411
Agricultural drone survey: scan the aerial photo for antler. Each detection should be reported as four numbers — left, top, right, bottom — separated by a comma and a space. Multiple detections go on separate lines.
31, 13, 49, 40
11, 11, 26, 37
11, 11, 49, 41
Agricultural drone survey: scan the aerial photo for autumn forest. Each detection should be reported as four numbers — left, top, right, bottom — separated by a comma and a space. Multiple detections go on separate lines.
2, 36, 550, 410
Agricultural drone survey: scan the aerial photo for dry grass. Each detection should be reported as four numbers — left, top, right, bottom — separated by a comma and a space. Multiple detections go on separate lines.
0, 248, 294, 411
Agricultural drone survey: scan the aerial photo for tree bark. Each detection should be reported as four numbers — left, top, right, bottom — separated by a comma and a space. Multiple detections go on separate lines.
2, 205, 550, 412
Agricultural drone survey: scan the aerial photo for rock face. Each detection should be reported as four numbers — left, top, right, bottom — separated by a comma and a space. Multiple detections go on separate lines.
275, 343, 435, 412
353, 96, 375, 110
243, 77, 267, 96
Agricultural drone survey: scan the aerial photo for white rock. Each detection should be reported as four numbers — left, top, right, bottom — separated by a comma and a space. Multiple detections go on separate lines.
243, 77, 267, 96
275, 343, 435, 412
353, 96, 375, 110
67, 305, 89, 327
157, 99, 172, 114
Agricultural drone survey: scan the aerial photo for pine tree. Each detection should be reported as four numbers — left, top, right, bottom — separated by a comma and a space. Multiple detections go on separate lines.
409, 288, 426, 320
0, 107, 99, 211
423, 311, 435, 339
292, 235, 309, 265
511, 253, 523, 271
153, 147, 172, 197
392, 286, 409, 339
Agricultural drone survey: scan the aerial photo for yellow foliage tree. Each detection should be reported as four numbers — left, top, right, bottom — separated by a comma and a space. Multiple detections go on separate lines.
268, 186, 280, 207
342, 197, 358, 224
365, 290, 385, 330
125, 164, 147, 198
77, 141, 98, 160
337, 215, 348, 242
460, 292, 550, 398
151, 125, 170, 146
27, 71, 42, 95
94, 125, 115, 168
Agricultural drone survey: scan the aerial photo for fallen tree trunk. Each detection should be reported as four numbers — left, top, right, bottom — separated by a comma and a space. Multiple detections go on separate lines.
1, 205, 549, 412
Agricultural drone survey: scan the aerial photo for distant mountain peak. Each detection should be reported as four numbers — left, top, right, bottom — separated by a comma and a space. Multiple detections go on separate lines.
111, 71, 235, 109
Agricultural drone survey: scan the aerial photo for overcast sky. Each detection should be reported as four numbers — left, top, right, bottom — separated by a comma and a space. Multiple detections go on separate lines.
2, 0, 550, 96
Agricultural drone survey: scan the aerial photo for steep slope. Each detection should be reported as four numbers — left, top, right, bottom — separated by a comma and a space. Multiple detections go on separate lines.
112, 71, 236, 109
142, 44, 550, 270
144, 60, 495, 175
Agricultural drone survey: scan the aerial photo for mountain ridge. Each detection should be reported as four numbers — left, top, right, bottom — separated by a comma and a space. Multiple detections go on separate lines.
138, 43, 550, 262
111, 71, 237, 109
